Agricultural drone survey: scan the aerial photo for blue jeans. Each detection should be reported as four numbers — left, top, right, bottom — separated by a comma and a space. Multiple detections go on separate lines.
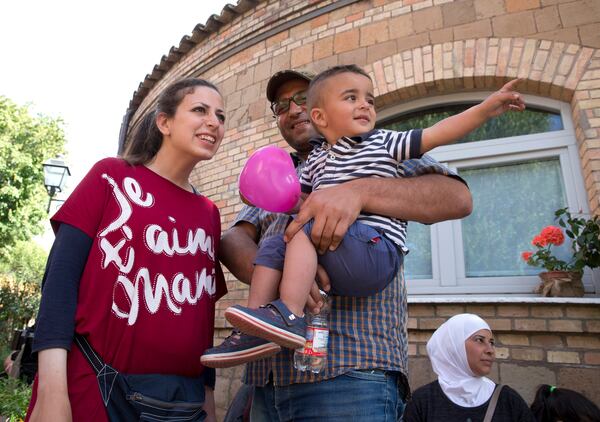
250, 370, 406, 422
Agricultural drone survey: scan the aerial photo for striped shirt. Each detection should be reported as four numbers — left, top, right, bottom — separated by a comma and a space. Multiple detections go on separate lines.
300, 129, 423, 252
235, 151, 462, 387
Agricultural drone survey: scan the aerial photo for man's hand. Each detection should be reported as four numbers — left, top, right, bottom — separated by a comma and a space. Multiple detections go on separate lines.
285, 184, 362, 254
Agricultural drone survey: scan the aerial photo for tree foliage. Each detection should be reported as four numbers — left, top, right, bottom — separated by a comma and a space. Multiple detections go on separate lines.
0, 241, 47, 348
0, 96, 66, 261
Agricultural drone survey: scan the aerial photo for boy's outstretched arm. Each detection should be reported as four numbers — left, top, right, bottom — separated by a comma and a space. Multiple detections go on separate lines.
421, 79, 525, 153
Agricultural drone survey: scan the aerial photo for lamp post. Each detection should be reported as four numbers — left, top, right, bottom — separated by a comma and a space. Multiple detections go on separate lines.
43, 157, 70, 212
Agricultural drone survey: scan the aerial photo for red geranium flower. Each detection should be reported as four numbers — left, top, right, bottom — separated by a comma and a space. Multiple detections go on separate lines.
532, 235, 547, 247
540, 225, 565, 246
521, 251, 533, 262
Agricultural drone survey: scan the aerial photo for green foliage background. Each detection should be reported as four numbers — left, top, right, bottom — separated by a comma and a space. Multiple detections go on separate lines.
0, 96, 65, 261
0, 377, 31, 420
0, 96, 64, 419
0, 241, 47, 348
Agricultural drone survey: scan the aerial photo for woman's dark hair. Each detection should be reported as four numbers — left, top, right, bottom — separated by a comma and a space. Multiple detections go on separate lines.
531, 384, 600, 422
123, 78, 220, 165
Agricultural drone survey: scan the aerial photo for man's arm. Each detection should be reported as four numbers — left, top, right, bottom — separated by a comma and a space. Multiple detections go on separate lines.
219, 222, 259, 286
285, 174, 472, 254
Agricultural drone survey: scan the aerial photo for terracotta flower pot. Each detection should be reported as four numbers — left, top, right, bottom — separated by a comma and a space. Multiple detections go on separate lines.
535, 271, 584, 297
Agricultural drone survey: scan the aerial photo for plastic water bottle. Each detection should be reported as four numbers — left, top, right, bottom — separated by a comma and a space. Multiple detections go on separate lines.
293, 344, 309, 371
293, 291, 329, 373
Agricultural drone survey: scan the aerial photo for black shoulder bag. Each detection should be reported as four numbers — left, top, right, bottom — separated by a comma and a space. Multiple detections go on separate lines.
75, 334, 206, 421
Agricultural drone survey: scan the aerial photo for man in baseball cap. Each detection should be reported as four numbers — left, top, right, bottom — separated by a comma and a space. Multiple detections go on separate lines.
218, 67, 472, 421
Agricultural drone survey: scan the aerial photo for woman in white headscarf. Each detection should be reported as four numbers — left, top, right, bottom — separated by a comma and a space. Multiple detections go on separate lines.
403, 314, 534, 422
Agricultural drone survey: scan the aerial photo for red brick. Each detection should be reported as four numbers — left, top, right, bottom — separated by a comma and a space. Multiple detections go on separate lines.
290, 44, 313, 68
548, 319, 583, 332
410, 331, 434, 342
534, 6, 561, 32
531, 305, 564, 318
442, 0, 476, 27
498, 334, 530, 346
495, 346, 510, 359
413, 6, 443, 32
548, 350, 581, 363
558, 0, 600, 27
512, 348, 545, 361
333, 30, 360, 54
487, 318, 512, 331
506, 0, 540, 13
465, 304, 496, 317
407, 317, 418, 329
567, 335, 600, 349
514, 319, 547, 331
389, 14, 414, 39
360, 21, 390, 47
435, 304, 465, 316
531, 334, 564, 348
492, 11, 537, 37
420, 318, 447, 330
584, 351, 600, 365
586, 320, 600, 333
314, 37, 333, 60
474, 0, 505, 19
498, 305, 530, 317
566, 305, 600, 318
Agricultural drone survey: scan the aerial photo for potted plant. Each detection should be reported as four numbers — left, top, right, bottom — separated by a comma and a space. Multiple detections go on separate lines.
521, 207, 600, 297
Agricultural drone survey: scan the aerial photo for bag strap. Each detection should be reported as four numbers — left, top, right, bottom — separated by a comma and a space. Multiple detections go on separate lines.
74, 333, 106, 375
483, 384, 504, 422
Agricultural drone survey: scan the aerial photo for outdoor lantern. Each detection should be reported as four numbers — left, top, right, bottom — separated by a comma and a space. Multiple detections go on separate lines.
43, 157, 70, 212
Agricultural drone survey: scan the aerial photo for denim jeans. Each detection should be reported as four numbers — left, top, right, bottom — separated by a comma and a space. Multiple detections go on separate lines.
250, 370, 406, 422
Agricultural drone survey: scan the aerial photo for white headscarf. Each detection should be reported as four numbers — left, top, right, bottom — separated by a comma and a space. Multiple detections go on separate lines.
426, 313, 496, 407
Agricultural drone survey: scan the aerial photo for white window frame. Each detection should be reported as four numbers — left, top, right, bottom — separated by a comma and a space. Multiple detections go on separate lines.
378, 93, 598, 296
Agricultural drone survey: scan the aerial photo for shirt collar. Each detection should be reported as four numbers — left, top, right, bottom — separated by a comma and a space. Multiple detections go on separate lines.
308, 129, 379, 149
290, 152, 303, 168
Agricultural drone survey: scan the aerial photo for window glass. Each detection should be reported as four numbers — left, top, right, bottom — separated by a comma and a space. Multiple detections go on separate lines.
382, 105, 563, 144
404, 222, 432, 280
460, 158, 570, 277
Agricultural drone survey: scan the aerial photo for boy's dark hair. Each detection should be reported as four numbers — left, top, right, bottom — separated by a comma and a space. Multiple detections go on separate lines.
307, 64, 371, 110
530, 384, 600, 422
123, 78, 220, 165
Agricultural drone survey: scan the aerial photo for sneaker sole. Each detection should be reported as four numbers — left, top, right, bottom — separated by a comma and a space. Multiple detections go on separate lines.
201, 342, 281, 368
226, 307, 306, 349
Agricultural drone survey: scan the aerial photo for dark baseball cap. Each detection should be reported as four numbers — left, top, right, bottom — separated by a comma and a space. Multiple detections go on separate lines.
266, 69, 315, 102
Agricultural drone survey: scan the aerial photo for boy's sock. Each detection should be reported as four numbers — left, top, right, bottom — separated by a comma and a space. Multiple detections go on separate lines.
201, 329, 281, 368
225, 299, 306, 349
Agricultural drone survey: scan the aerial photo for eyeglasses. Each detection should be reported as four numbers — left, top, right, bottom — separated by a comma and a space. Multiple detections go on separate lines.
270, 91, 307, 116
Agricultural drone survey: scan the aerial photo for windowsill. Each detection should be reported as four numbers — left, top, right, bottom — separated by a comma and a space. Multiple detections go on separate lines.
408, 296, 600, 304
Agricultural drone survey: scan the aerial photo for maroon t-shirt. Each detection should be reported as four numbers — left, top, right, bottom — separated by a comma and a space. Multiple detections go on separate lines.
28, 158, 226, 421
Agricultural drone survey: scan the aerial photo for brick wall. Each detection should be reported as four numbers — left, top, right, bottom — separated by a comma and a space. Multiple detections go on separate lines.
123, 0, 600, 417
408, 301, 600, 404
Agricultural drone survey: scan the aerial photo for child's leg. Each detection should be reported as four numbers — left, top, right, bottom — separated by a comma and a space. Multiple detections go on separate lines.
246, 234, 288, 308
279, 229, 318, 316
247, 266, 281, 308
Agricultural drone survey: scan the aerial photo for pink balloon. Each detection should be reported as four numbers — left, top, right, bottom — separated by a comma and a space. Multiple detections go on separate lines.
239, 146, 300, 213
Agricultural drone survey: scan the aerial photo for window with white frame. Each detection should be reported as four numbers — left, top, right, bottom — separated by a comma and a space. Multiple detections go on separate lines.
378, 93, 597, 296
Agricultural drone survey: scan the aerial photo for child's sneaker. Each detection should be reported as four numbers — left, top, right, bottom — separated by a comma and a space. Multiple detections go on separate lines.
200, 329, 281, 368
225, 299, 306, 349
